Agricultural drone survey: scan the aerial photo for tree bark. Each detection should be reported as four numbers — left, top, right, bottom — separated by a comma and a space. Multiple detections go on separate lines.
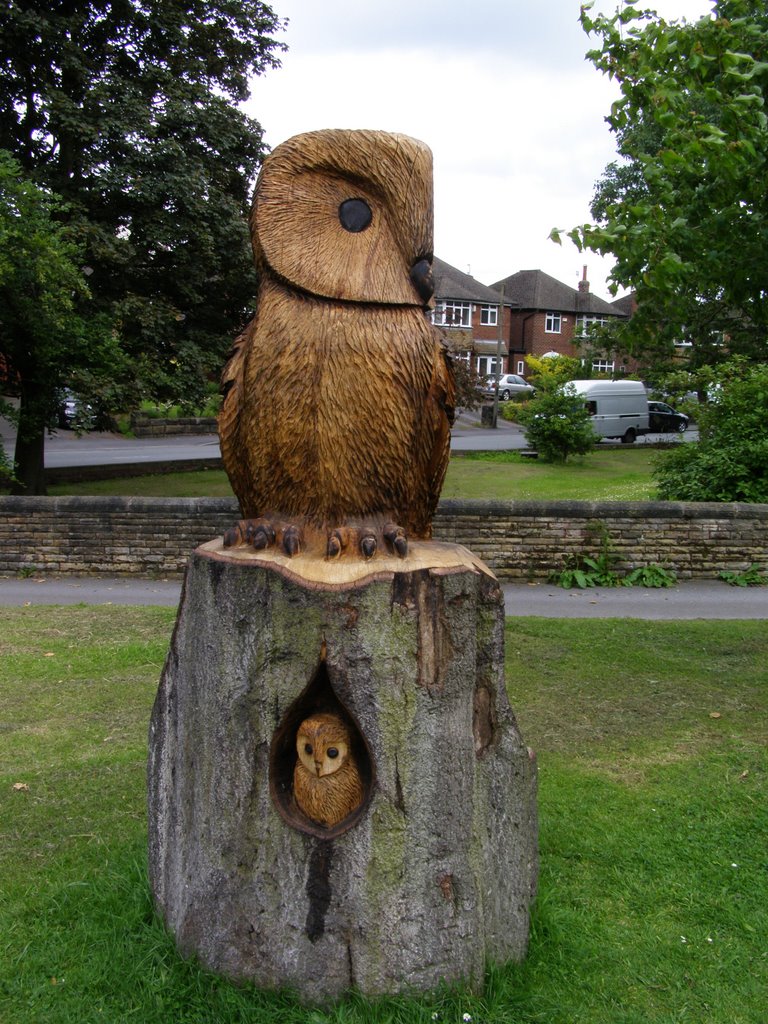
11, 382, 47, 495
148, 541, 538, 1002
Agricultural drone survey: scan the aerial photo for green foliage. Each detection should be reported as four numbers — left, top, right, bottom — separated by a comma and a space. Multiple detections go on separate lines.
550, 522, 678, 588
516, 382, 598, 463
0, 151, 122, 491
654, 359, 768, 501
549, 557, 619, 589
551, 558, 678, 589
719, 563, 768, 586
565, 1, 768, 368
0, 0, 285, 490
524, 353, 584, 390
623, 564, 678, 588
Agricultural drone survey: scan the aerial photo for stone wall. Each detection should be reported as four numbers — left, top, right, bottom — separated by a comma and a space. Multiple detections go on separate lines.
130, 414, 218, 437
1, 495, 766, 580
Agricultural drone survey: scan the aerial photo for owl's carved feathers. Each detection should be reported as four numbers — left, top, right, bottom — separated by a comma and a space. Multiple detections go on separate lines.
219, 129, 455, 546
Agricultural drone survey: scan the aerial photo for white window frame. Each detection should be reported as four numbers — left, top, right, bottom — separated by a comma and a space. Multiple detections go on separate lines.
576, 314, 608, 336
545, 312, 562, 334
433, 300, 472, 329
592, 359, 615, 374
476, 355, 502, 377
480, 304, 498, 326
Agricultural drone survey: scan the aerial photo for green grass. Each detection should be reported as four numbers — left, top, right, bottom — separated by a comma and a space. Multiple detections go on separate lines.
445, 449, 659, 501
48, 449, 660, 501
49, 468, 237, 498
1, 609, 766, 1023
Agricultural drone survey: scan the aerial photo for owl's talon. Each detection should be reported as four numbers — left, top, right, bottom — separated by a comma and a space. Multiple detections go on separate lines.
327, 529, 347, 559
383, 523, 408, 558
252, 523, 276, 550
223, 525, 243, 548
360, 533, 377, 559
282, 526, 302, 557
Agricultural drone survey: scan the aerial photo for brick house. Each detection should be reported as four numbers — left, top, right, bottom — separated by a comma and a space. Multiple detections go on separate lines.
489, 267, 630, 376
431, 257, 516, 376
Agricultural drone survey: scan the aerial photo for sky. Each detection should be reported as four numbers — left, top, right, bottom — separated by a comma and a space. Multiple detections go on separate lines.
245, 0, 713, 301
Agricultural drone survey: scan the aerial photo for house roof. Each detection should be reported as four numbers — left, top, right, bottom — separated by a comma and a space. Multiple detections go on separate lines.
611, 292, 636, 316
433, 257, 515, 306
489, 269, 625, 318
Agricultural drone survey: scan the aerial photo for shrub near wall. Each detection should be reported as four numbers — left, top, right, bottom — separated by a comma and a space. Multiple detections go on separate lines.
0, 495, 766, 580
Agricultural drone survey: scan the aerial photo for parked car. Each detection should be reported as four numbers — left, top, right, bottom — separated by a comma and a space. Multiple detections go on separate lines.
57, 389, 95, 429
481, 374, 535, 401
648, 400, 688, 433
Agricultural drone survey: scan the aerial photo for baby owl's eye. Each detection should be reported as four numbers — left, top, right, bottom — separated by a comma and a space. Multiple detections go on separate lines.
304, 743, 313, 755
338, 198, 372, 233
326, 747, 339, 759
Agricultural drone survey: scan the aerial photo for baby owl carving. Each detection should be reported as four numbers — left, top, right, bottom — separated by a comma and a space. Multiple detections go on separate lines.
219, 128, 455, 561
293, 712, 364, 829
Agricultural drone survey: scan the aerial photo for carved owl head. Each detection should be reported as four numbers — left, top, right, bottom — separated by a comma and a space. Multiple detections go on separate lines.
251, 129, 435, 306
295, 712, 353, 778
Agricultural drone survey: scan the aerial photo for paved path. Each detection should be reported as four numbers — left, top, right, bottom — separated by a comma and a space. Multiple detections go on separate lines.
1, 574, 765, 618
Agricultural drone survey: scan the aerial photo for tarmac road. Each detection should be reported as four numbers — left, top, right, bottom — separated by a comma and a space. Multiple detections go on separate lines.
1, 408, 698, 467
1, 573, 765, 618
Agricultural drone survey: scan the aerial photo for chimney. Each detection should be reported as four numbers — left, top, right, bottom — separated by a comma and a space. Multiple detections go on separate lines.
578, 265, 590, 295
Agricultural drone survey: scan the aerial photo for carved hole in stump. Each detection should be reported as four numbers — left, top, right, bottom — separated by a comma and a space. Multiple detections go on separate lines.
269, 661, 374, 839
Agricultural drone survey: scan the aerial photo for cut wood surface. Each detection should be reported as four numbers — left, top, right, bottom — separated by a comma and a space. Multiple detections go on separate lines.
198, 536, 494, 588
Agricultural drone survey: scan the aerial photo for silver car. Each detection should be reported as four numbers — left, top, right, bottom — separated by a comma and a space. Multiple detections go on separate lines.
481, 373, 535, 401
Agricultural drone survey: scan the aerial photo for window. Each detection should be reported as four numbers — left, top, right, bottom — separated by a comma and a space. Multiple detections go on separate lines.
576, 315, 607, 336
476, 356, 501, 376
433, 301, 472, 328
592, 359, 615, 374
480, 304, 498, 326
545, 312, 561, 333
516, 360, 525, 375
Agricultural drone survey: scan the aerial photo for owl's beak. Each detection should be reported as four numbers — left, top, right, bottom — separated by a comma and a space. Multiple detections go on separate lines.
314, 760, 323, 776
410, 258, 434, 305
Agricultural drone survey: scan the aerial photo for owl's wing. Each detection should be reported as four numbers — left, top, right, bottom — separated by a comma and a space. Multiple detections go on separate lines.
218, 326, 251, 511
423, 336, 456, 531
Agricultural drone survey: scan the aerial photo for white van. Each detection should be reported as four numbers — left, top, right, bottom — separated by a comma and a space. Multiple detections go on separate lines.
567, 379, 649, 444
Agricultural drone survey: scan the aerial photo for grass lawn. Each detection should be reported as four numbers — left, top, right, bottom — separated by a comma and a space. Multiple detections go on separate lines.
1, 607, 765, 1022
48, 448, 661, 501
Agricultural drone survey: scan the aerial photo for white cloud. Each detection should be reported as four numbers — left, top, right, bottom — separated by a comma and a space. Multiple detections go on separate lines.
246, 0, 714, 299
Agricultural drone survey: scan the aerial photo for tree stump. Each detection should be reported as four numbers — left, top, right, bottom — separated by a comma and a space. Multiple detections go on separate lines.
148, 539, 537, 1002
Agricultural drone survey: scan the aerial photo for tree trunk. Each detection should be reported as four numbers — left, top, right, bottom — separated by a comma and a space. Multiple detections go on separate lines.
148, 540, 538, 1002
11, 382, 47, 495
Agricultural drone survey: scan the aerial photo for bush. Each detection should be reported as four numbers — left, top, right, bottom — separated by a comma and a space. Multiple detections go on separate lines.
654, 361, 768, 502
516, 383, 598, 463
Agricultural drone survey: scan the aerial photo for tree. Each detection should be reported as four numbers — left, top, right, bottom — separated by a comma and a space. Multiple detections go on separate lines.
0, 152, 117, 493
513, 361, 598, 462
559, 1, 768, 369
653, 358, 768, 501
0, 0, 285, 492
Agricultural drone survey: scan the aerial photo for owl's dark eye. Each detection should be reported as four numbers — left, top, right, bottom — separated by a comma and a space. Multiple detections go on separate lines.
339, 198, 372, 233
327, 747, 339, 759
304, 743, 313, 755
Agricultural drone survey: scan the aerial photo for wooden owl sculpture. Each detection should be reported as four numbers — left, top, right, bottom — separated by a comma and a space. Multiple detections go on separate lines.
219, 128, 455, 561
293, 712, 364, 828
